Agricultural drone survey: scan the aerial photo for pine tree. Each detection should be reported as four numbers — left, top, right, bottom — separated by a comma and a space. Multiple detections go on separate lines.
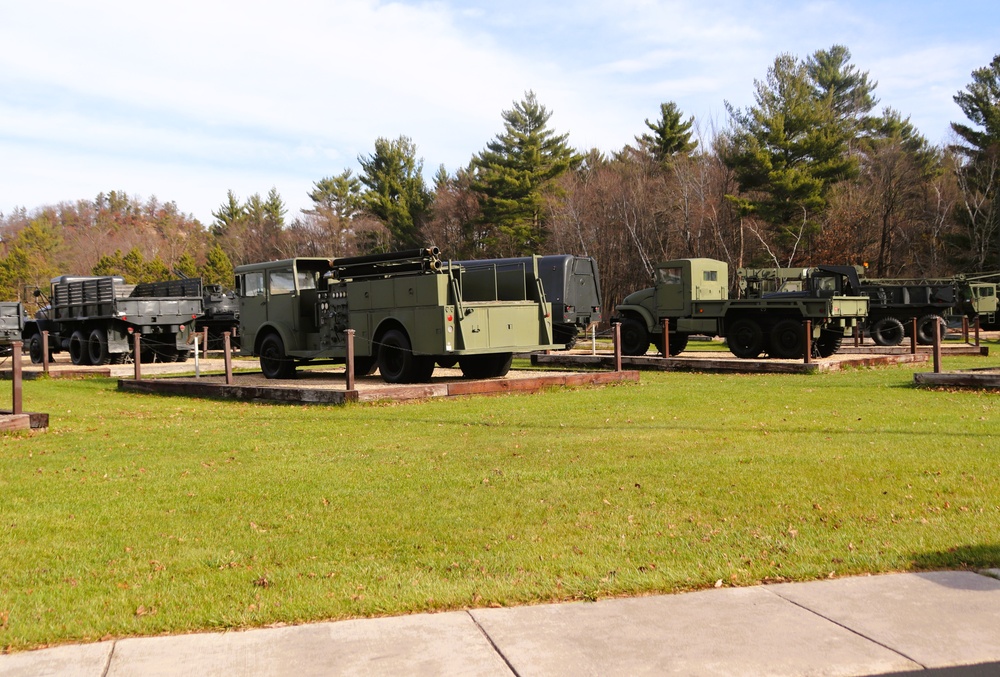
202, 244, 234, 287
724, 50, 861, 264
471, 91, 579, 254
358, 136, 432, 250
303, 170, 364, 254
635, 102, 697, 166
950, 54, 1000, 269
174, 252, 200, 279
806, 45, 878, 135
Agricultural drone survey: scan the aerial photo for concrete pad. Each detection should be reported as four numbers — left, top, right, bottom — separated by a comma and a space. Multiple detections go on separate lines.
106, 610, 512, 677
0, 641, 112, 677
470, 586, 918, 676
768, 572, 1000, 669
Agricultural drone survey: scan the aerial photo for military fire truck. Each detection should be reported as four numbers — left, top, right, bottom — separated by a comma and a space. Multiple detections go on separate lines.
235, 247, 560, 383
613, 258, 869, 359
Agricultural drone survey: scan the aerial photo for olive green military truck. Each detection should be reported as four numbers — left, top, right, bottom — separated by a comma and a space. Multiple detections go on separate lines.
738, 267, 999, 345
235, 247, 560, 383
612, 258, 869, 359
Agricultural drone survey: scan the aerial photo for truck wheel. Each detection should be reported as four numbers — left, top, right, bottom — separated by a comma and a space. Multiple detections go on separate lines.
618, 317, 650, 356
88, 328, 111, 365
726, 319, 765, 359
553, 324, 578, 348
259, 333, 296, 379
768, 319, 805, 359
870, 317, 905, 346
69, 330, 93, 366
668, 332, 689, 356
352, 355, 378, 377
436, 357, 459, 369
814, 328, 844, 357
459, 352, 513, 379
377, 328, 433, 383
916, 314, 943, 345
28, 334, 47, 364
657, 332, 689, 356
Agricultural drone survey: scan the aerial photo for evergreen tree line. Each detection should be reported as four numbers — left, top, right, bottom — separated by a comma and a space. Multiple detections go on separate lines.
3, 46, 999, 323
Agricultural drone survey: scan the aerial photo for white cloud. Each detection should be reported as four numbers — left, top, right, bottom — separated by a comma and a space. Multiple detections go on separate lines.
1, 0, 997, 222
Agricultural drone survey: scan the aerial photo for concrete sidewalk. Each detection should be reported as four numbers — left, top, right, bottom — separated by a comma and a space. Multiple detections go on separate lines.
3, 570, 1000, 676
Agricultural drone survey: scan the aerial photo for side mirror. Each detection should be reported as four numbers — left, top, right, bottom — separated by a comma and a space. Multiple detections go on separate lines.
33, 289, 41, 298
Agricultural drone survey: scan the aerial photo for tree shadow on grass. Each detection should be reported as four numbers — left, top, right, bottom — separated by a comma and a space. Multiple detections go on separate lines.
911, 543, 1000, 571
908, 544, 1000, 592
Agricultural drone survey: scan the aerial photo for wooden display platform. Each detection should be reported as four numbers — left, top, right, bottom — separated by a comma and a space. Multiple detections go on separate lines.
838, 344, 988, 356
530, 351, 929, 374
914, 368, 1000, 389
0, 411, 49, 431
118, 368, 640, 405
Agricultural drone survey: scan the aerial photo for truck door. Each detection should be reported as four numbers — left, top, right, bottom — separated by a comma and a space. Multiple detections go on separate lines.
655, 265, 685, 313
266, 267, 298, 347
239, 271, 266, 349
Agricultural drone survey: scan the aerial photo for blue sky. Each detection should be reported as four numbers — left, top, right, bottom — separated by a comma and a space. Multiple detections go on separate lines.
1, 0, 997, 226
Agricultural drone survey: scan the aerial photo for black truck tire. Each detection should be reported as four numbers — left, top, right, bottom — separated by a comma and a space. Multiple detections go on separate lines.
353, 355, 378, 376
916, 314, 943, 345
259, 333, 296, 379
377, 328, 434, 383
459, 352, 513, 379
726, 318, 765, 359
768, 319, 805, 359
88, 328, 111, 365
69, 330, 92, 366
814, 328, 844, 358
870, 317, 905, 346
28, 333, 47, 364
618, 316, 650, 356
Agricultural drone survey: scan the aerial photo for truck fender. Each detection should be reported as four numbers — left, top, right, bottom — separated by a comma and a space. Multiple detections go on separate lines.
370, 317, 409, 356
614, 304, 657, 332
252, 322, 295, 355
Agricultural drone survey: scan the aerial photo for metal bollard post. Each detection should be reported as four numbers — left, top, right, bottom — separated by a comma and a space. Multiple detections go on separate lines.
910, 318, 917, 354
613, 322, 622, 372
661, 317, 670, 357
962, 316, 969, 344
11, 340, 23, 415
974, 316, 981, 347
853, 323, 860, 348
803, 320, 812, 364
133, 333, 142, 381
203, 328, 210, 355
223, 332, 233, 385
345, 329, 356, 391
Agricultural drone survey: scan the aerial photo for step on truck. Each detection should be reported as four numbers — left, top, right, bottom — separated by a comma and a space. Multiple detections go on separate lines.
455, 254, 602, 347
613, 258, 869, 359
22, 276, 203, 365
235, 247, 560, 383
738, 267, 999, 346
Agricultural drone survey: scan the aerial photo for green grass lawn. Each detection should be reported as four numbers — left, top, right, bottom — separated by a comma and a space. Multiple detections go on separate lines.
1, 345, 999, 650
